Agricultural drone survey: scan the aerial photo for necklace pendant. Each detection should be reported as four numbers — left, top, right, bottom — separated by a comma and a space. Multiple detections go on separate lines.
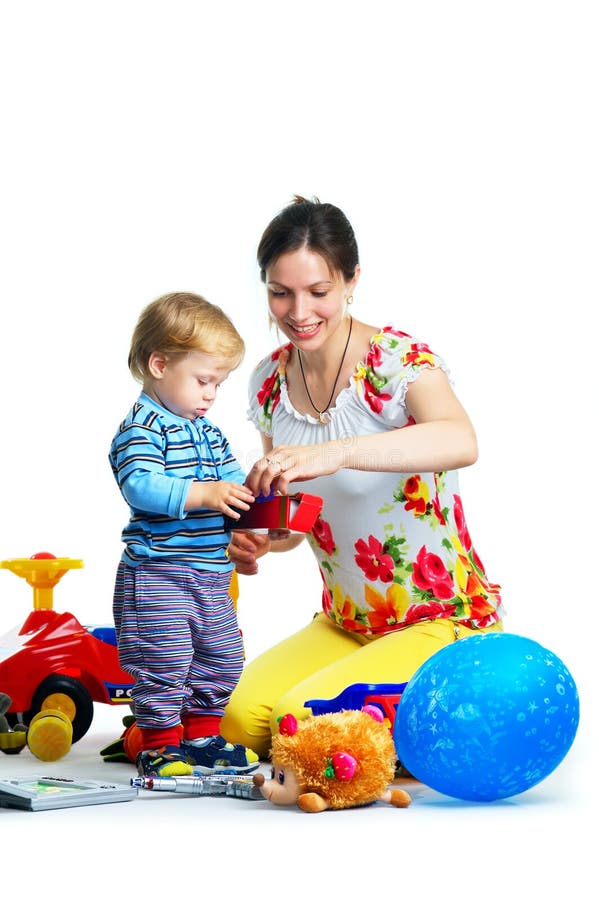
297, 315, 353, 429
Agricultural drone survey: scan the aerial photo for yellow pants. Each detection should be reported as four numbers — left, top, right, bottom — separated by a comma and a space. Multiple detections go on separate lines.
221, 611, 503, 758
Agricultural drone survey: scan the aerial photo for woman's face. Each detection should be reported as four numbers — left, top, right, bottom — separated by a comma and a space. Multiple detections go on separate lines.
266, 246, 358, 350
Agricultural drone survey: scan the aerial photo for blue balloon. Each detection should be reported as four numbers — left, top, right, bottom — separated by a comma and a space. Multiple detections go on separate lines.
393, 632, 580, 801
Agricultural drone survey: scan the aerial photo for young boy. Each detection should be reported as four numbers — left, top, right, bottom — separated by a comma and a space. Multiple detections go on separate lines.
110, 292, 258, 777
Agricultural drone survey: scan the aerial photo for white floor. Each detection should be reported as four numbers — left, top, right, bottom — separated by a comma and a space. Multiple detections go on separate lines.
1, 696, 594, 898
1, 3, 596, 896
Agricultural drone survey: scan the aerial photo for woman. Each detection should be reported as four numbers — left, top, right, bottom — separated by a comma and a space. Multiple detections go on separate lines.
221, 196, 503, 758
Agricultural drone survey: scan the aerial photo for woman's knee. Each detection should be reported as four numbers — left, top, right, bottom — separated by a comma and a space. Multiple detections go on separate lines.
221, 689, 273, 759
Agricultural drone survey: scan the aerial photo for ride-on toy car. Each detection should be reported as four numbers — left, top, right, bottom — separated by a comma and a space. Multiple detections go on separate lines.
0, 553, 134, 746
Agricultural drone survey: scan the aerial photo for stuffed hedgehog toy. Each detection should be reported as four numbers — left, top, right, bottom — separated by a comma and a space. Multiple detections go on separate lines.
253, 706, 412, 813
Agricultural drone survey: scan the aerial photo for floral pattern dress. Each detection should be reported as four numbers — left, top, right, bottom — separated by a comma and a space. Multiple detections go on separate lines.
248, 326, 503, 637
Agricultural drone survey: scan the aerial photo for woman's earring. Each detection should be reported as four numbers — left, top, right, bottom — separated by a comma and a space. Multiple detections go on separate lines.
346, 295, 354, 305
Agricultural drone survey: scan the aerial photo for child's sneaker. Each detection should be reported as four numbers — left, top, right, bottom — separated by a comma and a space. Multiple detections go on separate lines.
136, 744, 194, 776
181, 736, 260, 774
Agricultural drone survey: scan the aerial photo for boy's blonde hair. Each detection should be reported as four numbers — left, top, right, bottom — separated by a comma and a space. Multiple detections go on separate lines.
128, 292, 245, 382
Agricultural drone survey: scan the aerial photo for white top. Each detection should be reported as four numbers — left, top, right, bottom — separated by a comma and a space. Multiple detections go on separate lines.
248, 326, 503, 636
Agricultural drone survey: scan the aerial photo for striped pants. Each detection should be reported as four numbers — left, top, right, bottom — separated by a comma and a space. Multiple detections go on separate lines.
113, 561, 244, 731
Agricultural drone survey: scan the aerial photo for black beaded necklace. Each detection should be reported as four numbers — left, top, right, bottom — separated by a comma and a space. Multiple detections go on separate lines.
297, 316, 353, 425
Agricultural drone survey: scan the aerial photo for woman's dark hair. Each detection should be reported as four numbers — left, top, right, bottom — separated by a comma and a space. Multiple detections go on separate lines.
257, 195, 359, 283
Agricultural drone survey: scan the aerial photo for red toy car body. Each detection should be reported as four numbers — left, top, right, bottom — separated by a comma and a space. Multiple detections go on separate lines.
0, 555, 134, 744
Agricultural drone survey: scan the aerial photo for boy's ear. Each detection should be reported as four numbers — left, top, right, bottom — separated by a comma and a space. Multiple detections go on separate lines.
148, 352, 168, 379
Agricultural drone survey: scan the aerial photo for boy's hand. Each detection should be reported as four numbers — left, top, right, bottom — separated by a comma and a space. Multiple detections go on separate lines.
227, 530, 271, 575
185, 481, 255, 516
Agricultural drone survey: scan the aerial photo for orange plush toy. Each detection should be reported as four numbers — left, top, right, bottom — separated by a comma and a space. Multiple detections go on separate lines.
253, 707, 411, 813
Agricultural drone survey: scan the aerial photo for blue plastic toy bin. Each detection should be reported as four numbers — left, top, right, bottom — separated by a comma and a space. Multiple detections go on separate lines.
305, 682, 407, 733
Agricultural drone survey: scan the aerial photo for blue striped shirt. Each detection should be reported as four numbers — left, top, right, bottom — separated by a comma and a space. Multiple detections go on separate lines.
109, 392, 245, 571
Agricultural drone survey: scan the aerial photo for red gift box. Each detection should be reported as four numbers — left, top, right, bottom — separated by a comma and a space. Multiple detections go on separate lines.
227, 492, 323, 534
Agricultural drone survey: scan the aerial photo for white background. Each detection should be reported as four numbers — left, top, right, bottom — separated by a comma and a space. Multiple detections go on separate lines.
0, 1, 596, 894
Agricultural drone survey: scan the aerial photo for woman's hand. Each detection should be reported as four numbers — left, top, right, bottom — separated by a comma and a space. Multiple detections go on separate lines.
246, 442, 346, 496
245, 369, 479, 493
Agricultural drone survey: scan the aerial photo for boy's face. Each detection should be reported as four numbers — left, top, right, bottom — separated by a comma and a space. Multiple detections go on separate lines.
145, 350, 232, 420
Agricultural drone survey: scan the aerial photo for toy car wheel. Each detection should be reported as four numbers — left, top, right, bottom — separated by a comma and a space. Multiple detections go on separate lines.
0, 728, 27, 754
28, 675, 94, 743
